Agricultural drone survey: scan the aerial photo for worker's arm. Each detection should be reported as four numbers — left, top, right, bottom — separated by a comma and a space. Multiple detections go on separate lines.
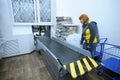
80, 34, 84, 45
89, 22, 97, 46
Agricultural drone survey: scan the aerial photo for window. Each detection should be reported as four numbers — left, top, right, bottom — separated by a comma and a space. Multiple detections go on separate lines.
39, 0, 51, 22
12, 0, 35, 23
11, 0, 51, 23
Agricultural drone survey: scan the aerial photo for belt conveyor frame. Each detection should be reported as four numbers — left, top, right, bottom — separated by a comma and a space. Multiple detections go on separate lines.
36, 37, 98, 80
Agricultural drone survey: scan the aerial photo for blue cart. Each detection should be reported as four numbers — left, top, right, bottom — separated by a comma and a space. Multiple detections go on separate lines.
94, 38, 107, 63
98, 43, 120, 80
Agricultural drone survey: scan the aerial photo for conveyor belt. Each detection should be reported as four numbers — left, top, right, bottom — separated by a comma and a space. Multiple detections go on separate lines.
38, 37, 85, 64
37, 37, 98, 79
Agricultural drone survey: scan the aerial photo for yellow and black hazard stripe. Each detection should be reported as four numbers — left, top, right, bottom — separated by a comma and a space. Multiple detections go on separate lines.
63, 57, 98, 79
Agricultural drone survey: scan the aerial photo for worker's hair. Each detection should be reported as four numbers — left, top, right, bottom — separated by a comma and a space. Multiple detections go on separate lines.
79, 14, 89, 22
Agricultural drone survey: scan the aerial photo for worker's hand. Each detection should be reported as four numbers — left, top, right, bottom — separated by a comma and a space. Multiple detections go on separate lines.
80, 44, 83, 48
87, 45, 91, 48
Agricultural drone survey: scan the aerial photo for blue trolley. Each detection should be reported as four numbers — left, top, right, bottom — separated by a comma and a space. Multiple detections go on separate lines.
94, 38, 107, 63
98, 43, 120, 80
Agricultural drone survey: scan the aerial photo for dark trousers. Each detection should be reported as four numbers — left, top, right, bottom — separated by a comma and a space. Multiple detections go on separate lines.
83, 42, 97, 58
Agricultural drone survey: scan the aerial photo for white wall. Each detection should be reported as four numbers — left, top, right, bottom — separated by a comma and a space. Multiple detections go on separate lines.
12, 25, 35, 55
0, 0, 13, 40
57, 0, 120, 45
0, 0, 35, 58
0, 0, 13, 58
13, 25, 33, 35
14, 34, 35, 54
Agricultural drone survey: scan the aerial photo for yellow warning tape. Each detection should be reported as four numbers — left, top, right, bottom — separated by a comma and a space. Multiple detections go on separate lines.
63, 65, 66, 70
76, 60, 85, 75
83, 58, 92, 71
62, 57, 98, 79
70, 62, 77, 79
88, 57, 98, 68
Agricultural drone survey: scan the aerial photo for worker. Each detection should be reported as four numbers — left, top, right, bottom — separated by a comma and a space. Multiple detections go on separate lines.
79, 14, 99, 58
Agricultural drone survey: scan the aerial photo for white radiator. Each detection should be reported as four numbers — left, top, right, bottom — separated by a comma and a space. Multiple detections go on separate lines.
0, 39, 20, 57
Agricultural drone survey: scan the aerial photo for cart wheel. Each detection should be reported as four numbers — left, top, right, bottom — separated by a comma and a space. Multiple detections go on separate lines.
97, 67, 104, 76
112, 78, 118, 80
97, 71, 102, 75
112, 78, 116, 80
